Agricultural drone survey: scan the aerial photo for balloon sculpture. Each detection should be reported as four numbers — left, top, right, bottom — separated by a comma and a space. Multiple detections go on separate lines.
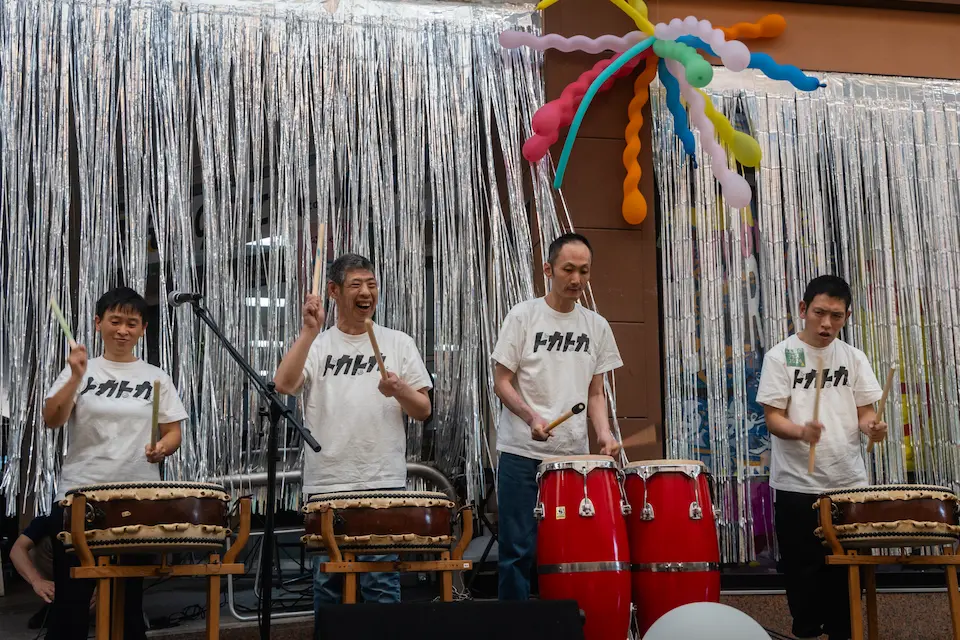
499, 1, 824, 224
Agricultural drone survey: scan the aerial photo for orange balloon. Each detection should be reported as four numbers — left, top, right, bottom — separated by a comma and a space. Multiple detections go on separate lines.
719, 14, 787, 41
622, 191, 647, 225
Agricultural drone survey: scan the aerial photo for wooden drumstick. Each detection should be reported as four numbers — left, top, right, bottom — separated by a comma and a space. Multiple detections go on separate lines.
545, 403, 586, 433
364, 318, 388, 379
49, 296, 76, 348
867, 364, 897, 453
808, 355, 824, 475
149, 380, 161, 451
311, 223, 326, 297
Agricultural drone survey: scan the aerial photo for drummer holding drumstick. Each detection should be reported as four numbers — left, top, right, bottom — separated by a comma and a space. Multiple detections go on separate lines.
491, 233, 623, 602
274, 253, 432, 613
757, 276, 887, 640
42, 287, 188, 640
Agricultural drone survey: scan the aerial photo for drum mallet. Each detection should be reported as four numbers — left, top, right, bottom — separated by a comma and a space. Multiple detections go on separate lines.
808, 356, 824, 475
867, 364, 897, 454
545, 403, 586, 433
149, 380, 161, 454
311, 223, 326, 297
364, 318, 388, 380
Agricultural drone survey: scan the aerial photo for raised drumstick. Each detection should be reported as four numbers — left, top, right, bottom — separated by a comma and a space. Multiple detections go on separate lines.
364, 318, 388, 379
149, 380, 161, 451
867, 364, 897, 453
49, 297, 76, 348
808, 355, 824, 475
311, 223, 326, 297
545, 403, 587, 433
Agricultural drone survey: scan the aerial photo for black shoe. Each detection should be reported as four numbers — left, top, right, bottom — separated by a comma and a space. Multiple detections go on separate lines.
27, 603, 50, 629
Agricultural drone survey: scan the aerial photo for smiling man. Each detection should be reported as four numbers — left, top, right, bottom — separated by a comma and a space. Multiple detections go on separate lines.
274, 253, 431, 613
42, 286, 188, 640
757, 275, 886, 640
491, 233, 623, 601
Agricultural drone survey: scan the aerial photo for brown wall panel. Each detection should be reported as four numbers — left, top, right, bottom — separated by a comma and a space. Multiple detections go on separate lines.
588, 418, 662, 460
552, 137, 656, 234
607, 322, 660, 419
580, 229, 656, 324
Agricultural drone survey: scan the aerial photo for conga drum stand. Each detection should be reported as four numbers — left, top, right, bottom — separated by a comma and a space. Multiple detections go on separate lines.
316, 506, 473, 603
818, 496, 960, 640
68, 494, 253, 640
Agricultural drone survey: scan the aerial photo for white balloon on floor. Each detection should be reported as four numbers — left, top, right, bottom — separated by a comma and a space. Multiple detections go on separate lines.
642, 602, 770, 639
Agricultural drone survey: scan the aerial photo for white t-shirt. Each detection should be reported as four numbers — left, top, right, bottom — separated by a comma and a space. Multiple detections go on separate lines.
46, 357, 189, 500
492, 298, 623, 461
756, 334, 882, 494
298, 324, 432, 496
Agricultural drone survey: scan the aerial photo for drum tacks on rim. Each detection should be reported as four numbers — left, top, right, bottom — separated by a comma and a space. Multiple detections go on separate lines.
815, 484, 960, 549
301, 490, 456, 553
58, 481, 232, 554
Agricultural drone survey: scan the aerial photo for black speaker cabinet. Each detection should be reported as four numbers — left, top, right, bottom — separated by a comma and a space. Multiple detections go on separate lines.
315, 599, 585, 639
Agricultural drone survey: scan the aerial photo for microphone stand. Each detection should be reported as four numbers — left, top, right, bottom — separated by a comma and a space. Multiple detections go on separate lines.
180, 298, 320, 640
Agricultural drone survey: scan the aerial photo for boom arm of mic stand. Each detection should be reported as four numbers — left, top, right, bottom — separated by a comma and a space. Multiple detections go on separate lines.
185, 301, 321, 452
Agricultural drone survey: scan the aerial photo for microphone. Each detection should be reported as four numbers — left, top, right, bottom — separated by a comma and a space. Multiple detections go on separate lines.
167, 291, 202, 307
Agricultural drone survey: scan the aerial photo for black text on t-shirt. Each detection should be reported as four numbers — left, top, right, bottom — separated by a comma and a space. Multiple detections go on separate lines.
792, 366, 850, 389
323, 354, 386, 377
80, 378, 154, 399
533, 331, 590, 354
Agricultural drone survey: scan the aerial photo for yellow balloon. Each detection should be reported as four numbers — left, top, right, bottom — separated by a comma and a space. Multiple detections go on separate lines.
628, 0, 649, 19
731, 131, 762, 168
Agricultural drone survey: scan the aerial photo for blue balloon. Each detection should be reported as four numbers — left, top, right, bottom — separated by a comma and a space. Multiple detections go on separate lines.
677, 35, 824, 92
553, 36, 656, 189
658, 57, 697, 162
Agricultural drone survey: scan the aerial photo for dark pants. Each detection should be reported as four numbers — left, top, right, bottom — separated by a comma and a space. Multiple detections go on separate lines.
775, 490, 852, 640
497, 452, 541, 601
48, 504, 147, 640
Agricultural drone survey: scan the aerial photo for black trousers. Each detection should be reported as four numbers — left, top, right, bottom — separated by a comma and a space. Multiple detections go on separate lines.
775, 490, 852, 640
47, 504, 147, 640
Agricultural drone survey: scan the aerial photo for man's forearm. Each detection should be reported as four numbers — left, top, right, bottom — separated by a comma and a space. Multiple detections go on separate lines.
274, 331, 317, 394
494, 382, 536, 425
587, 391, 611, 437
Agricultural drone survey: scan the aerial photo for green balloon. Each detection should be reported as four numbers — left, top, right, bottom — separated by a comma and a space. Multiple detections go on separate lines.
652, 38, 713, 89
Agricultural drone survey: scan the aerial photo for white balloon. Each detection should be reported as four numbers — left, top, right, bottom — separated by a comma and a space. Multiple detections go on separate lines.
643, 602, 770, 640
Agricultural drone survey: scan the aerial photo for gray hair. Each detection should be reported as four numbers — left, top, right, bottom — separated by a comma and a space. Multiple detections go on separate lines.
328, 253, 375, 286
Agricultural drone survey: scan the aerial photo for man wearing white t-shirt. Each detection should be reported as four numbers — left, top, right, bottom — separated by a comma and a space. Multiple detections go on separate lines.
274, 253, 432, 614
491, 233, 623, 601
757, 276, 887, 640
42, 287, 189, 640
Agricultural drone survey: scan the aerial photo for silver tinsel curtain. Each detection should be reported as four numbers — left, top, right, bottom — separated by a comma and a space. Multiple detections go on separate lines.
653, 68, 960, 564
0, 0, 570, 514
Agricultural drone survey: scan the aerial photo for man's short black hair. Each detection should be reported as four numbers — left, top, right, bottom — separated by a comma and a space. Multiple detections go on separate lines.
95, 287, 148, 320
547, 233, 592, 266
328, 253, 376, 287
803, 275, 852, 310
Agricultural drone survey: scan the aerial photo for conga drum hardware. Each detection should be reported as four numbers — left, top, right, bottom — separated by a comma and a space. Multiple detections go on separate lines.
623, 459, 721, 636
534, 457, 631, 520
536, 455, 632, 640
815, 485, 960, 549
59, 481, 232, 554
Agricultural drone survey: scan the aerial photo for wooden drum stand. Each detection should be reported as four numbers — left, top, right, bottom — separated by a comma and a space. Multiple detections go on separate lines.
817, 496, 960, 640
315, 506, 474, 603
67, 494, 252, 640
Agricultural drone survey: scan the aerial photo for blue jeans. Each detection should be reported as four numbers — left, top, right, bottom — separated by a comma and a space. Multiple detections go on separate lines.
497, 451, 541, 601
312, 551, 400, 613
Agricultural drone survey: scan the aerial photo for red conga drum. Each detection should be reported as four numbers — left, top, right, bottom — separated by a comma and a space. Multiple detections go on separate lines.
536, 455, 631, 640
623, 459, 720, 635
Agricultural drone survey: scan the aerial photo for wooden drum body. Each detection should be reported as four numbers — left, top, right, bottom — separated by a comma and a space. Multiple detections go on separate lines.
535, 455, 632, 640
301, 490, 455, 554
59, 481, 231, 554
816, 484, 960, 549
624, 459, 721, 635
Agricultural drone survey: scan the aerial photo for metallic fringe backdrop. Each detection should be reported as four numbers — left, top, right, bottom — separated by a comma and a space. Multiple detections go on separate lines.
0, 0, 577, 515
653, 68, 960, 564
